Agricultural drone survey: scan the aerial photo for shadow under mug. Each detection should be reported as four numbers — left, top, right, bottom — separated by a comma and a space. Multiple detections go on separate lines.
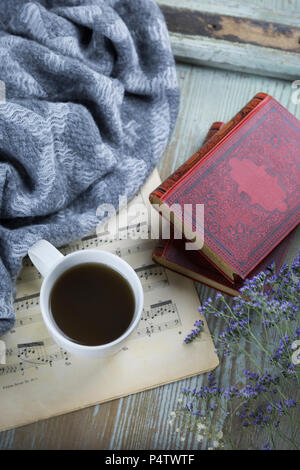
28, 240, 144, 358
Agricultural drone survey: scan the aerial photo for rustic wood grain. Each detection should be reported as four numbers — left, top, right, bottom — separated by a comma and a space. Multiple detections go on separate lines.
157, 0, 300, 27
0, 61, 299, 449
161, 6, 300, 53
157, 0, 300, 79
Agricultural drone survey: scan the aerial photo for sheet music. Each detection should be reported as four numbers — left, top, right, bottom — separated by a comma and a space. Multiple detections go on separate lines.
0, 169, 218, 432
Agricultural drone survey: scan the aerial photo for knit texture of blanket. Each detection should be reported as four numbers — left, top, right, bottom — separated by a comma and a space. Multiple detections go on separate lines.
0, 0, 179, 336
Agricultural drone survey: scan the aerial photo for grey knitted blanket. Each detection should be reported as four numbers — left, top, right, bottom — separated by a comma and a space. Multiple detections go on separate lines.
0, 0, 179, 336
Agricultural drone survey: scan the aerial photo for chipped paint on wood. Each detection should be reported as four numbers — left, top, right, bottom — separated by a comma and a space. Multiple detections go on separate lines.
161, 6, 300, 53
157, 0, 300, 28
157, 1, 300, 80
168, 33, 300, 81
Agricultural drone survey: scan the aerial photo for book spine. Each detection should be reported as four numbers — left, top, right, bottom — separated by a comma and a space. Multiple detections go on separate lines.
152, 122, 225, 265
203, 122, 225, 143
149, 93, 268, 203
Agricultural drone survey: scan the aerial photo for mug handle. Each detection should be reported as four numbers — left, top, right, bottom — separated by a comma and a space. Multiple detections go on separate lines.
28, 240, 64, 278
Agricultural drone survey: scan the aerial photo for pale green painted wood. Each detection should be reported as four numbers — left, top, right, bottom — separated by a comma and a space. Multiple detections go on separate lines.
168, 34, 300, 81
157, 0, 300, 26
0, 62, 298, 449
157, 0, 300, 80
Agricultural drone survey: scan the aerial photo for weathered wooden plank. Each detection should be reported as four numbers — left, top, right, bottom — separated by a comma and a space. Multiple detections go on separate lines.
157, 1, 300, 80
161, 6, 300, 52
157, 0, 300, 28
168, 34, 300, 81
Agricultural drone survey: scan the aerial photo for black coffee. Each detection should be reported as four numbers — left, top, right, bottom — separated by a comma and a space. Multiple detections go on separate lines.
50, 263, 135, 346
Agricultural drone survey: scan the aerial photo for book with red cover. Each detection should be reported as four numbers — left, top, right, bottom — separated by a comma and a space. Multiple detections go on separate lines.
152, 122, 296, 296
153, 231, 295, 297
150, 93, 300, 282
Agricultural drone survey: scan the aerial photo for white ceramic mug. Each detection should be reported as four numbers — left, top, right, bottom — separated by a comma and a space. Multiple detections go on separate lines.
28, 240, 144, 359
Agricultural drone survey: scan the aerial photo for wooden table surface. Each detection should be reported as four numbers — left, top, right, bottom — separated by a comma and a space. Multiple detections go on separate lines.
1, 0, 300, 451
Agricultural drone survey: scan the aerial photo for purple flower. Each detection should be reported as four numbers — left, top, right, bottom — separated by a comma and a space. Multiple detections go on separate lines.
184, 319, 204, 344
180, 251, 300, 449
260, 443, 272, 450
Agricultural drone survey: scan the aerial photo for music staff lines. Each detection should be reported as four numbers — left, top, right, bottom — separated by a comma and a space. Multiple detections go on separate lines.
5, 338, 56, 358
21, 222, 150, 269
11, 294, 42, 330
14, 313, 41, 329
134, 319, 181, 338
13, 269, 170, 340
14, 293, 40, 312
0, 338, 70, 376
19, 226, 154, 284
134, 300, 181, 338
135, 264, 169, 291
13, 272, 170, 334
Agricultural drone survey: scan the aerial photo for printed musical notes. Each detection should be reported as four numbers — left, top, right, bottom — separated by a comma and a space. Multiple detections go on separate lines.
6, 338, 55, 358
14, 293, 40, 312
12, 294, 42, 330
134, 300, 181, 338
0, 169, 218, 433
0, 340, 68, 376
14, 314, 41, 329
18, 223, 152, 283
135, 264, 169, 292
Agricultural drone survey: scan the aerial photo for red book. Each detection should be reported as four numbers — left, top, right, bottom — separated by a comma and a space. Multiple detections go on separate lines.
153, 231, 296, 297
152, 122, 296, 296
150, 93, 300, 282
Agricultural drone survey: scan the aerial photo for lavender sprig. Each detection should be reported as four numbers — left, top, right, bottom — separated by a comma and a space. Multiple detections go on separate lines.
184, 319, 204, 343
174, 250, 300, 450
